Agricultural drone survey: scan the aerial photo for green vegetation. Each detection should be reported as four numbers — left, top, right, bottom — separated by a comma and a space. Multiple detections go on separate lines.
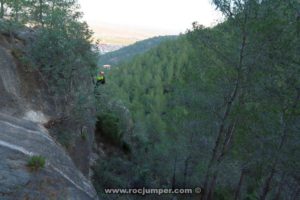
95, 114, 122, 146
2, 0, 299, 199
98, 35, 177, 67
0, 0, 98, 122
0, 0, 98, 153
80, 127, 88, 141
27, 155, 46, 171
94, 0, 300, 199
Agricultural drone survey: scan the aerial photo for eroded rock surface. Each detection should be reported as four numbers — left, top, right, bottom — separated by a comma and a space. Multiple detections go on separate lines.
0, 113, 98, 199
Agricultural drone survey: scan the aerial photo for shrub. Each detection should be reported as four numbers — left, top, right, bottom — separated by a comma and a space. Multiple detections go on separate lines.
81, 132, 87, 141
11, 48, 34, 70
95, 114, 122, 146
27, 155, 46, 171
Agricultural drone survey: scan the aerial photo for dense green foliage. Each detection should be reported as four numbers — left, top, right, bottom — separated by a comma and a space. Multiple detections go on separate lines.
95, 114, 122, 146
1, 0, 98, 121
98, 35, 177, 67
95, 0, 300, 199
95, 35, 202, 200
2, 0, 299, 199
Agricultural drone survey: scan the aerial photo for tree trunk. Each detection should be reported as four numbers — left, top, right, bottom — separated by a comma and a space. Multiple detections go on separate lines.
0, 0, 4, 18
39, 0, 43, 26
260, 90, 299, 200
202, 19, 247, 200
234, 169, 245, 200
259, 164, 276, 200
201, 7, 249, 200
183, 156, 190, 188
274, 173, 285, 200
171, 155, 177, 190
207, 173, 218, 200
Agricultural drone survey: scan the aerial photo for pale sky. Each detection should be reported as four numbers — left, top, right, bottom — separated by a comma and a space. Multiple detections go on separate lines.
78, 0, 223, 35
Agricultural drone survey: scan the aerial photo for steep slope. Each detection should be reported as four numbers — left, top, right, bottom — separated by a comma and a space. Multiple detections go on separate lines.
0, 35, 26, 116
98, 35, 177, 67
92, 35, 195, 197
0, 113, 98, 199
0, 27, 98, 199
94, 2, 300, 197
0, 31, 52, 121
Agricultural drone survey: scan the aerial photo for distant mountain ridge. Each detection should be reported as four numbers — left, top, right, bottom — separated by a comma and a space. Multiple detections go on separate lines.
98, 35, 177, 67
98, 43, 124, 55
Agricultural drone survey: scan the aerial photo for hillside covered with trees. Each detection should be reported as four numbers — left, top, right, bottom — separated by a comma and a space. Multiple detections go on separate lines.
1, 0, 299, 199
98, 35, 177, 67
95, 0, 300, 199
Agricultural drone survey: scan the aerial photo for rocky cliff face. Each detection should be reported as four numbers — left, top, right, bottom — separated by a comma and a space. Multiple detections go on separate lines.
0, 113, 98, 199
0, 29, 98, 199
0, 30, 52, 121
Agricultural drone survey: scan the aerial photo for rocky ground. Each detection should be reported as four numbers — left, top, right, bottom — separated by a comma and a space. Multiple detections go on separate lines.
0, 113, 98, 199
